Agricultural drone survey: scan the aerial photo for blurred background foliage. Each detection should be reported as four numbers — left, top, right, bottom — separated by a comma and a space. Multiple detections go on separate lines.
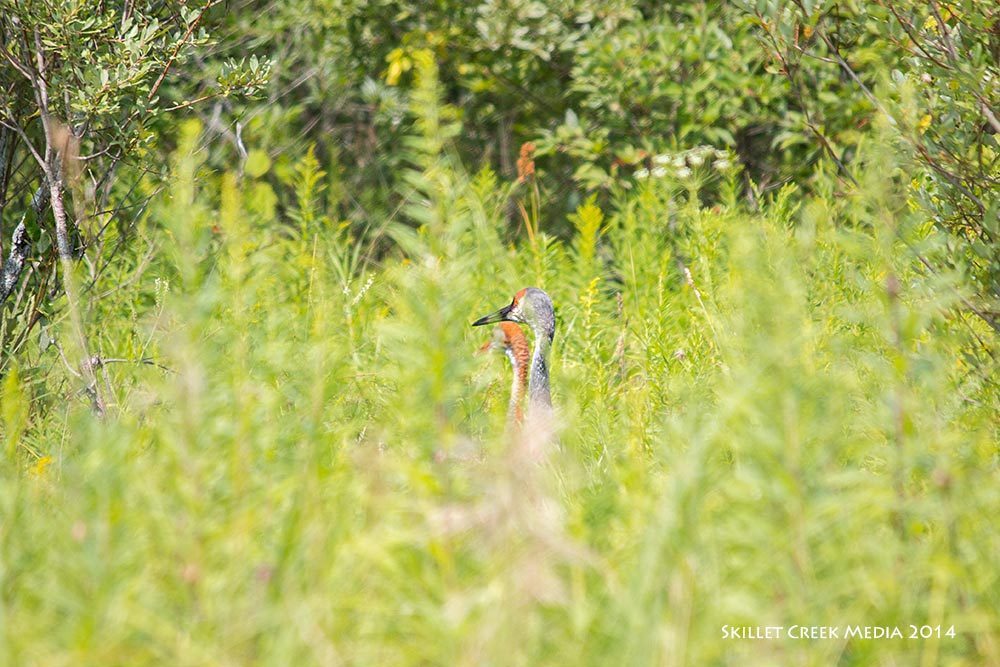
198, 0, 997, 323
2, 0, 997, 341
0, 1, 998, 664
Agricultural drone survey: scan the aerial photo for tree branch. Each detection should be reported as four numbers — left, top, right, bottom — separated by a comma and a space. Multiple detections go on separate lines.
0, 183, 47, 305
147, 0, 222, 102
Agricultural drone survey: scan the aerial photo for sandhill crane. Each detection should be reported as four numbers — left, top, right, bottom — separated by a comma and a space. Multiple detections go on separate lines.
473, 288, 555, 417
480, 322, 530, 424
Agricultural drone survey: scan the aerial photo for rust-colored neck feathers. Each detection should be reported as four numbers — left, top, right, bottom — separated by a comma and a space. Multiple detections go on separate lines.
497, 322, 530, 423
498, 322, 531, 424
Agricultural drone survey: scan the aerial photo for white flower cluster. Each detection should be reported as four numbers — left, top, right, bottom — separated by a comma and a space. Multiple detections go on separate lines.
634, 146, 733, 180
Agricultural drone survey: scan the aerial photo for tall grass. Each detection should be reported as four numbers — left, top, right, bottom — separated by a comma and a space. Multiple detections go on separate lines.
1, 72, 997, 666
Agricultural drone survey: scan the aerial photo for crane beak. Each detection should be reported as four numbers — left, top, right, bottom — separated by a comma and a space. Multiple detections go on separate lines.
472, 302, 513, 327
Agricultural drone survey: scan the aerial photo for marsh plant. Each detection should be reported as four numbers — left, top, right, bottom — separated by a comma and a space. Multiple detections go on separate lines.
0, 61, 997, 666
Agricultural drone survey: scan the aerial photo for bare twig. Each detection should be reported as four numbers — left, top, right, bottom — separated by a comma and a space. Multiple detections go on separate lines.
809, 29, 895, 124
90, 355, 174, 373
0, 117, 50, 177
928, 1, 959, 63
52, 341, 83, 379
163, 92, 225, 113
146, 0, 221, 102
0, 42, 33, 81
881, 1, 951, 69
980, 102, 1000, 136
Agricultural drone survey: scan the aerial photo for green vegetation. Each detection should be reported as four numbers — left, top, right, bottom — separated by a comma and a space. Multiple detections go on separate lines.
1, 1, 998, 664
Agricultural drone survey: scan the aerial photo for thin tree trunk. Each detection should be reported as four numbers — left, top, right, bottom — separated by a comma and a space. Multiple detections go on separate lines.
0, 222, 30, 304
0, 127, 10, 241
0, 185, 47, 305
49, 175, 74, 261
49, 175, 105, 416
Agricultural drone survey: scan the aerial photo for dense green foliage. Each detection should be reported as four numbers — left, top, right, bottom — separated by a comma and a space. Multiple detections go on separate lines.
2, 57, 998, 662
1, 1, 998, 664
210, 0, 998, 316
3, 1, 997, 354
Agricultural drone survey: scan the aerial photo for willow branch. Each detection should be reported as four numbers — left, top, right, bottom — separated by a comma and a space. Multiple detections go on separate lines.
0, 183, 47, 305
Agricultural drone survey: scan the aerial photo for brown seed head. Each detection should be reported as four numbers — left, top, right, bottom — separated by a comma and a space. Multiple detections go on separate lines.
517, 142, 536, 184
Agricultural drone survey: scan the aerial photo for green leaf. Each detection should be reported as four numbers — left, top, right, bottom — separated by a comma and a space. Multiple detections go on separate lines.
245, 149, 271, 178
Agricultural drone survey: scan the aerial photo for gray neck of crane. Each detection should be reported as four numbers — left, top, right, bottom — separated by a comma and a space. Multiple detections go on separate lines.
528, 322, 554, 409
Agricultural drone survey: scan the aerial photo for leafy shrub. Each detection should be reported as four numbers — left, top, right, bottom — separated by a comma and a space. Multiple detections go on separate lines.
1, 69, 996, 662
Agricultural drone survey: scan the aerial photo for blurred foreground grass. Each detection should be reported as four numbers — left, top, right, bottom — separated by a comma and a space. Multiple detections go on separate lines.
1, 114, 998, 666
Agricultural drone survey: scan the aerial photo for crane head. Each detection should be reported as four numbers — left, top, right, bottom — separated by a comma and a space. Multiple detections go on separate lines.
472, 288, 546, 325
472, 288, 554, 342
